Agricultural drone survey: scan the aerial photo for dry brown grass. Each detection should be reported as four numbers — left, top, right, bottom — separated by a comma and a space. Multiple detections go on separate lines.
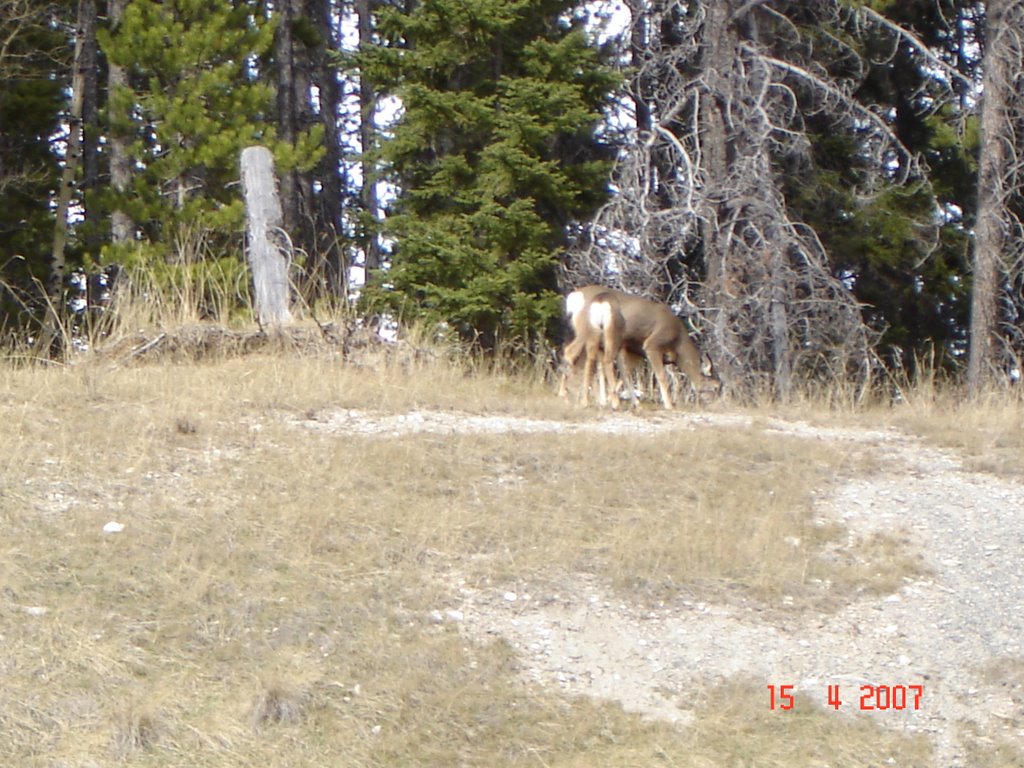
887, 387, 1024, 478
684, 680, 933, 767
960, 723, 1024, 768
0, 340, 934, 765
735, 367, 1024, 481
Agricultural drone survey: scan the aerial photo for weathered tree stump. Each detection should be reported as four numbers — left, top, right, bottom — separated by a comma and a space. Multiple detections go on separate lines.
241, 146, 293, 328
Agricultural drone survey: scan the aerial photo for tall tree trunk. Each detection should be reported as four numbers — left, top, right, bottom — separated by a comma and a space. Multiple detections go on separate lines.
310, 0, 347, 295
967, 0, 1024, 395
628, 0, 651, 136
42, 0, 90, 355
79, 0, 100, 258
293, 43, 318, 276
242, 146, 293, 328
357, 0, 382, 278
50, 0, 89, 298
697, 0, 739, 385
275, 0, 301, 240
768, 245, 792, 400
108, 0, 134, 245
277, 0, 328, 296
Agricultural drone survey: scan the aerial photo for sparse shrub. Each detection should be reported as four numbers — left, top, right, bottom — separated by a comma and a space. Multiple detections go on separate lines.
251, 675, 307, 728
112, 700, 162, 756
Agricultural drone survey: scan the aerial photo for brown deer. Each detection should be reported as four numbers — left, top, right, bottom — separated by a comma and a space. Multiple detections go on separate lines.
561, 289, 626, 408
559, 285, 720, 409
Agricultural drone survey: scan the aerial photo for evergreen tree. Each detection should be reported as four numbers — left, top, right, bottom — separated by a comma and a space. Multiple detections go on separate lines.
274, 0, 348, 298
363, 0, 617, 349
0, 0, 71, 316
779, 0, 978, 373
97, 0, 323, 260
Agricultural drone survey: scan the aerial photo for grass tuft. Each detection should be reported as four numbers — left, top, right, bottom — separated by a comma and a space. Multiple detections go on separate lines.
251, 674, 308, 728
112, 698, 163, 757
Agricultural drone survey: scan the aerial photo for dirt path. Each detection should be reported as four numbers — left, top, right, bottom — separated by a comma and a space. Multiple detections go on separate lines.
300, 408, 1024, 766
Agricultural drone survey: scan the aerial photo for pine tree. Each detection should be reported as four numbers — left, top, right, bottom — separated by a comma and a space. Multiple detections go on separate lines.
274, 0, 348, 298
98, 0, 324, 258
363, 0, 617, 349
788, 0, 977, 374
0, 0, 70, 316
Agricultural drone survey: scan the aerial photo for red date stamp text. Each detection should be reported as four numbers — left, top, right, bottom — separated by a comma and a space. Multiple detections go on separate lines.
768, 684, 923, 712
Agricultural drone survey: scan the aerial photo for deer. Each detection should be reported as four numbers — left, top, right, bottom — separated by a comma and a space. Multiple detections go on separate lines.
559, 285, 720, 409
559, 289, 626, 409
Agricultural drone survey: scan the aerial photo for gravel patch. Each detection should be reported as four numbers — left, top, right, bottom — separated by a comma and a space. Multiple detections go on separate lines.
297, 407, 1024, 766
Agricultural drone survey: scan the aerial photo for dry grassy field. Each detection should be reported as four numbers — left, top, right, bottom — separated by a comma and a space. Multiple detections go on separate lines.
1, 329, 1021, 767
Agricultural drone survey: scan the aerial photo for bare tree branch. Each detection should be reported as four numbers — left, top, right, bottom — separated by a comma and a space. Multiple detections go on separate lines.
566, 0, 957, 399
858, 5, 975, 92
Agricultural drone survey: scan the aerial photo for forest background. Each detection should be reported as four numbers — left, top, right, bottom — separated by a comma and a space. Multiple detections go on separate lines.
2, 0, 1024, 400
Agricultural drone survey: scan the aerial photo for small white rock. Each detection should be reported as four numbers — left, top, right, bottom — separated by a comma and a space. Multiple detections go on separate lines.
23, 606, 47, 617
503, 591, 518, 602
103, 521, 126, 534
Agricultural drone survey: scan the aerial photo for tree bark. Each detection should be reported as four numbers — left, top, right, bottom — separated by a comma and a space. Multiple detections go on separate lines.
242, 146, 293, 328
50, 0, 89, 298
79, 0, 99, 257
107, 0, 134, 245
275, 0, 301, 241
768, 246, 792, 400
967, 0, 1024, 395
357, 0, 382, 278
628, 0, 651, 136
310, 0, 347, 295
697, 0, 739, 386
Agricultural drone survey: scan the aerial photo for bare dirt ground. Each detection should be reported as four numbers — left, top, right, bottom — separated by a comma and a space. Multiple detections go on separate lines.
301, 407, 1024, 767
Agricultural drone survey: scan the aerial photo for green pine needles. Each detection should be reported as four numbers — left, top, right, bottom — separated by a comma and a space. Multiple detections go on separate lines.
362, 0, 618, 350
98, 0, 323, 256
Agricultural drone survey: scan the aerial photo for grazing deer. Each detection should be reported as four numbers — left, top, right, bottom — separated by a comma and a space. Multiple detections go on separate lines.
559, 285, 720, 409
564, 289, 626, 408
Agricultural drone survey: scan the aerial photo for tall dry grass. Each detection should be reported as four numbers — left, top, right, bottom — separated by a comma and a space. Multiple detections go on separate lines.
886, 383, 1024, 478
732, 353, 1024, 481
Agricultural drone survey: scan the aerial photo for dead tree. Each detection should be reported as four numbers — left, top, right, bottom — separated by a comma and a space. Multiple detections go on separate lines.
967, 0, 1024, 395
566, 1, 962, 400
241, 146, 294, 328
50, 0, 91, 300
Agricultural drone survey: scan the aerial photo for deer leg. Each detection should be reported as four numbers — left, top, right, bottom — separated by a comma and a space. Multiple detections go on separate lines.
644, 344, 674, 409
581, 337, 601, 408
618, 350, 640, 409
580, 357, 595, 407
558, 336, 586, 402
601, 347, 620, 409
